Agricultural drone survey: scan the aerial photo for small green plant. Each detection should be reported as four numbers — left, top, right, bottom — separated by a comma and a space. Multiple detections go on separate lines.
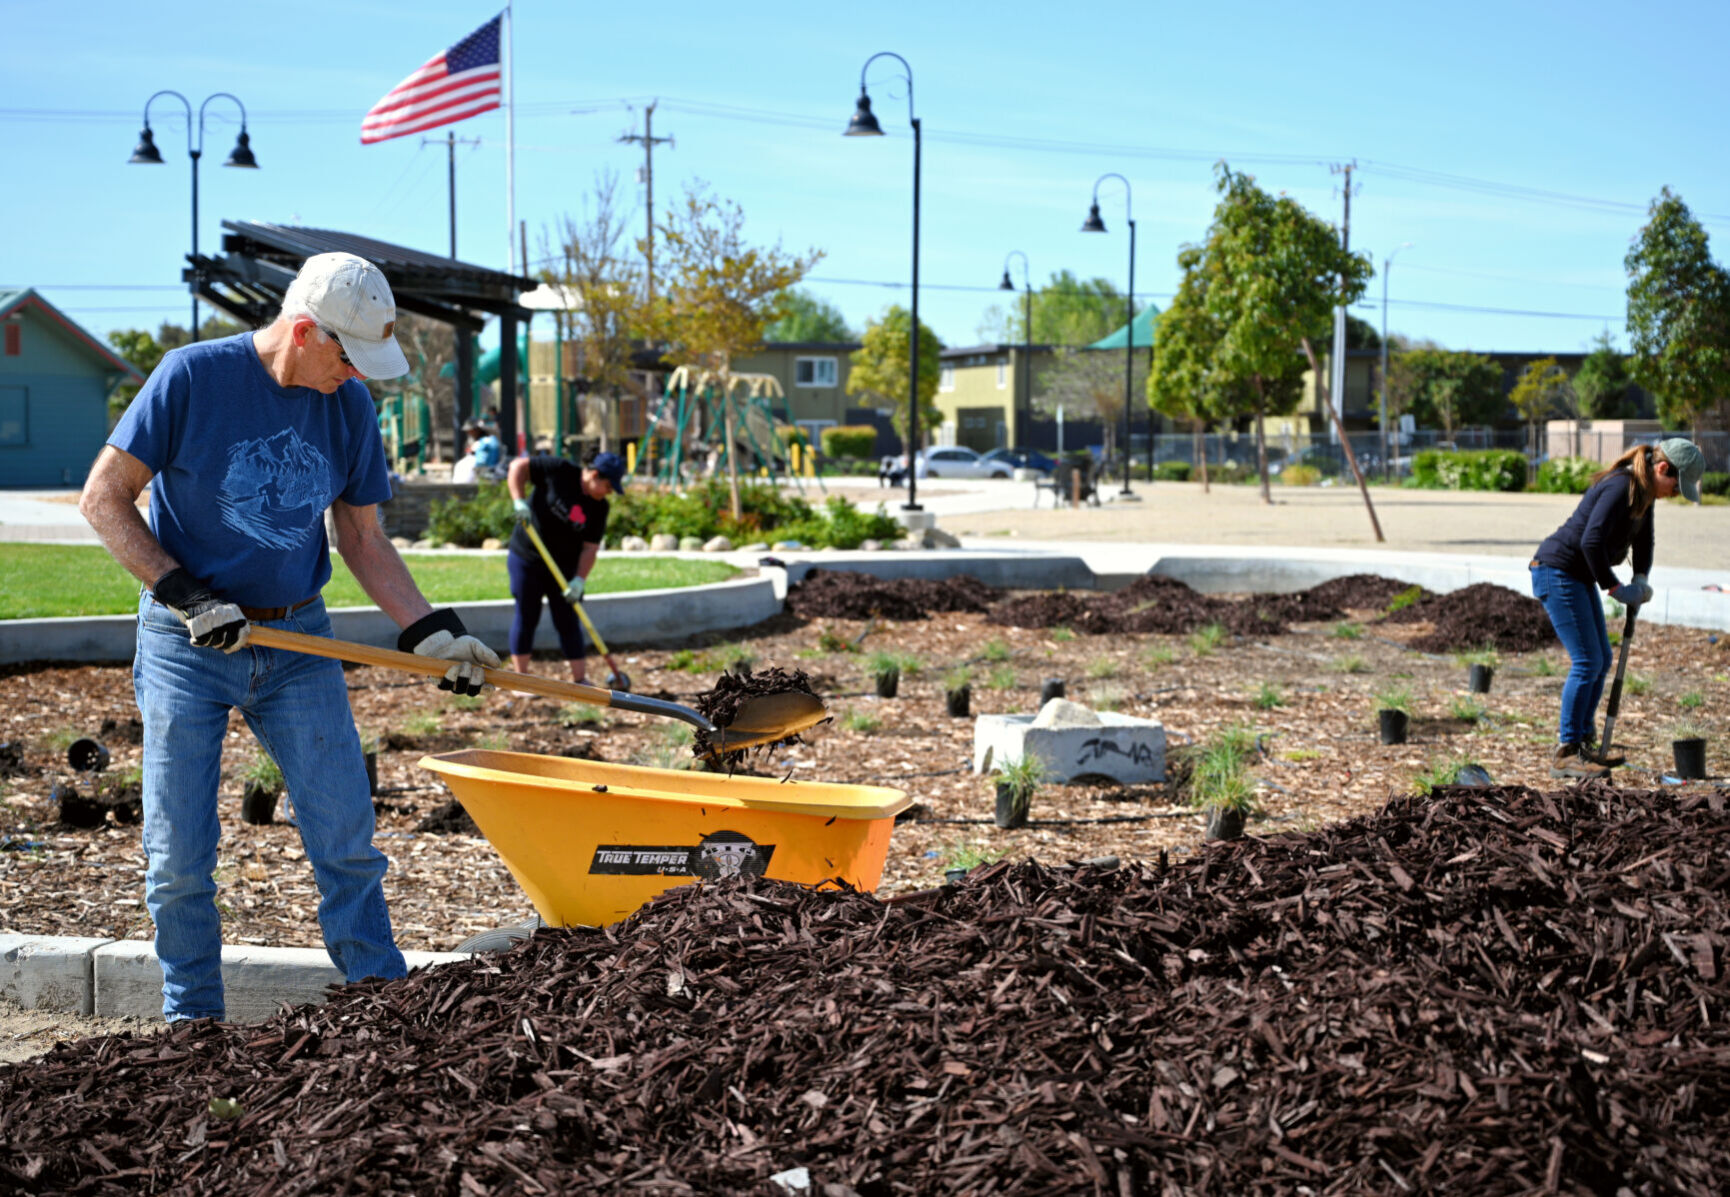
401, 710, 442, 737
666, 648, 710, 672
816, 627, 859, 654
1188, 622, 1228, 656
840, 708, 882, 733
986, 664, 1017, 690
992, 752, 1047, 828
1678, 689, 1706, 711
1050, 626, 1075, 643
1454, 646, 1500, 670
1085, 657, 1119, 680
1374, 684, 1412, 714
1282, 747, 1323, 762
1251, 682, 1284, 710
982, 638, 1012, 663
1412, 754, 1479, 796
474, 732, 509, 751
1190, 724, 1258, 814
943, 665, 973, 691
945, 840, 1008, 871
712, 642, 755, 674
449, 693, 486, 711
1091, 683, 1126, 713
865, 649, 902, 678
556, 703, 607, 727
1669, 716, 1707, 741
1625, 673, 1652, 697
1450, 696, 1486, 723
241, 752, 284, 792
1531, 656, 1558, 678
890, 651, 923, 677
44, 726, 79, 753
633, 721, 696, 770
1334, 654, 1369, 675
1332, 621, 1364, 640
1144, 645, 1176, 669
1386, 585, 1425, 614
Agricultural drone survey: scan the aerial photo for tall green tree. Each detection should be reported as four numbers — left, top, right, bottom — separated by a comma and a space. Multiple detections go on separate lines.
1508, 355, 1574, 477
1148, 245, 1221, 491
1624, 186, 1730, 432
1572, 330, 1637, 420
980, 270, 1128, 346
646, 181, 822, 518
1033, 348, 1149, 462
1387, 344, 1504, 440
1199, 164, 1374, 518
847, 305, 942, 452
764, 289, 854, 343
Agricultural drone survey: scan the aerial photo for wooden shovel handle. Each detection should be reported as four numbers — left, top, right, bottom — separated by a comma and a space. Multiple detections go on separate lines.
247, 626, 616, 707
520, 517, 613, 658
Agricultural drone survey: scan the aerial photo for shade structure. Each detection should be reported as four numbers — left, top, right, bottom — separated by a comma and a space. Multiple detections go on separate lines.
1087, 302, 1162, 350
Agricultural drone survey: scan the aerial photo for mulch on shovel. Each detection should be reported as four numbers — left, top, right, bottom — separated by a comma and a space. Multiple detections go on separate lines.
690, 665, 826, 760
7, 781, 1726, 1195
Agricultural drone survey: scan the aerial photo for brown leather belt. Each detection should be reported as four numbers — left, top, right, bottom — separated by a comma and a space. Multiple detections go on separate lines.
239, 596, 318, 621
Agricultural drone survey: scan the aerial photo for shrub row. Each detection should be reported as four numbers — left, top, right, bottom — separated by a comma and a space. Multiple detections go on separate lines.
1534, 456, 1601, 494
1408, 449, 1527, 492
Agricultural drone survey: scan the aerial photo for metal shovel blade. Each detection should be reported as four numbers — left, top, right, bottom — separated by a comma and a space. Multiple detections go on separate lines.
709, 691, 830, 753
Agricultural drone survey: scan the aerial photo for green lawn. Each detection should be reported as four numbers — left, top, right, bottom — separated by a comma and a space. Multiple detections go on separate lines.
0, 545, 739, 620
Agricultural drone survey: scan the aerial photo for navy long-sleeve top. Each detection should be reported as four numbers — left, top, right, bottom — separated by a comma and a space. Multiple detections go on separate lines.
1533, 469, 1654, 590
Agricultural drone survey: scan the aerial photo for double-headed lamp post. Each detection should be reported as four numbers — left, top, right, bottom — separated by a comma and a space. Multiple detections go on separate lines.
845, 52, 922, 511
1379, 242, 1413, 479
999, 251, 1031, 448
129, 91, 258, 341
1081, 173, 1138, 499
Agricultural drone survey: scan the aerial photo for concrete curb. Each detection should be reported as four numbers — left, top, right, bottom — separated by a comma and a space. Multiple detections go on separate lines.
2, 934, 468, 1024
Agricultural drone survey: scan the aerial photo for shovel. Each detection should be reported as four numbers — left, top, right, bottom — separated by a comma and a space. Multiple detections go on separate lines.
519, 516, 632, 692
1599, 603, 1639, 769
246, 627, 827, 755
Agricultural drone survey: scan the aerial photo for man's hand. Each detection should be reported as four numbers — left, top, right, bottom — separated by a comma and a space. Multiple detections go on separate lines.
152, 568, 250, 652
512, 498, 532, 520
399, 609, 501, 696
562, 575, 585, 605
1611, 580, 1653, 608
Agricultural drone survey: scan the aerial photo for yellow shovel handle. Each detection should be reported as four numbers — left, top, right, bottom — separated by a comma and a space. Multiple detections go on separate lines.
520, 517, 611, 657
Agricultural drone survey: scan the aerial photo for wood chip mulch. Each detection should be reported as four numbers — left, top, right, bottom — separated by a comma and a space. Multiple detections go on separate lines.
3, 781, 1727, 1195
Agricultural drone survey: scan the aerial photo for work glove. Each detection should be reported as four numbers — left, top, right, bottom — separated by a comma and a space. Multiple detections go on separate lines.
512, 498, 533, 521
152, 567, 250, 652
1610, 580, 1653, 608
562, 575, 585, 605
399, 609, 500, 697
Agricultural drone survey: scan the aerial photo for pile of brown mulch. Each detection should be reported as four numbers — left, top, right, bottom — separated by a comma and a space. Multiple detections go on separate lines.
1303, 572, 1433, 612
784, 569, 999, 621
7, 782, 1726, 1195
989, 573, 1357, 637
1382, 581, 1558, 654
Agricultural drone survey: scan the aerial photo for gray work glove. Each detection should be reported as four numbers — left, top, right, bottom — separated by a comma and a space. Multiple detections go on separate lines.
1610, 580, 1653, 607
152, 568, 250, 652
399, 609, 500, 697
562, 575, 585, 605
512, 498, 533, 520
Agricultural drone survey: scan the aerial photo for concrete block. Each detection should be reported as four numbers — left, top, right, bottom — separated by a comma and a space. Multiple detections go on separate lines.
973, 710, 1166, 786
93, 942, 474, 1023
895, 509, 937, 532
0, 934, 113, 1015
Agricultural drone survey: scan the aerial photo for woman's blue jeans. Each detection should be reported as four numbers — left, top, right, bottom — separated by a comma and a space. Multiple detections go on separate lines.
133, 594, 406, 1020
1529, 565, 1612, 746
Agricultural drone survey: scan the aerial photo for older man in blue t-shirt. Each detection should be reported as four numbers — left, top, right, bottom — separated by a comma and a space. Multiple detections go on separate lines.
80, 252, 500, 1023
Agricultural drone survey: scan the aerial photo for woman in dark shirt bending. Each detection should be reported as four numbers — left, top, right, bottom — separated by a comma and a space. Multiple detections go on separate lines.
1530, 438, 1703, 779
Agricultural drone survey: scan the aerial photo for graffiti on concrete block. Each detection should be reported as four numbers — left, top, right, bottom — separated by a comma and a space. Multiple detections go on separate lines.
1077, 736, 1158, 769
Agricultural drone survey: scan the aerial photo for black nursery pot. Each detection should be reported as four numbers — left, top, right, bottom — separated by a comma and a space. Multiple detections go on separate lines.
1205, 805, 1246, 842
240, 783, 278, 826
874, 667, 900, 699
1672, 738, 1707, 781
944, 685, 971, 718
66, 738, 110, 773
1040, 678, 1066, 704
1468, 664, 1495, 694
1378, 709, 1410, 745
994, 782, 1030, 830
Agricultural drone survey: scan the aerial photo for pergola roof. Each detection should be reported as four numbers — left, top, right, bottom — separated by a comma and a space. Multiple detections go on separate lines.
189, 221, 538, 333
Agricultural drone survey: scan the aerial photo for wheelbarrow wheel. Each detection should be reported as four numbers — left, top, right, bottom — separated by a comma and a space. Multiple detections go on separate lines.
455, 914, 545, 954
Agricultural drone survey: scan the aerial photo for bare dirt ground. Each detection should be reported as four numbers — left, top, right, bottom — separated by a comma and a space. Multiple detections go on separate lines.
5, 582, 1728, 974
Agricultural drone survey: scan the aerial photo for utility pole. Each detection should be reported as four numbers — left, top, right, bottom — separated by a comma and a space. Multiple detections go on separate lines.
618, 101, 674, 304
423, 131, 481, 259
1327, 161, 1357, 444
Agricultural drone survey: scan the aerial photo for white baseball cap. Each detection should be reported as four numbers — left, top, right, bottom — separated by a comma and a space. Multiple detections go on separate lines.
294, 252, 410, 380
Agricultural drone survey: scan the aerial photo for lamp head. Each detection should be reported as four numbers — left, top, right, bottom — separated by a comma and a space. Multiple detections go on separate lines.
1080, 202, 1107, 233
129, 126, 164, 165
999, 269, 1015, 292
224, 128, 258, 169
844, 91, 883, 136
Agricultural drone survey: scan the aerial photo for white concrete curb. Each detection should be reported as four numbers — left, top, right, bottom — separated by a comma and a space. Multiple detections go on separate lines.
2, 934, 468, 1024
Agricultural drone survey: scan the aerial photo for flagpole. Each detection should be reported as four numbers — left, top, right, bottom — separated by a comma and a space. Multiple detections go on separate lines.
504, 2, 515, 275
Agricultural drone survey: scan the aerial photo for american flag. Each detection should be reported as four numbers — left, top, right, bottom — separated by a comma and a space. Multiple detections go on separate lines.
361, 15, 503, 145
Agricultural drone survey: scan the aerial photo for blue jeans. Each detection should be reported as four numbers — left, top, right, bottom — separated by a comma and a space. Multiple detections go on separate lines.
1530, 565, 1612, 746
133, 594, 405, 1020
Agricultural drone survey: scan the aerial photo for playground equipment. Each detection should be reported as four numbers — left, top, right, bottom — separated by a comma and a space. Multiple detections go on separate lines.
633, 365, 819, 491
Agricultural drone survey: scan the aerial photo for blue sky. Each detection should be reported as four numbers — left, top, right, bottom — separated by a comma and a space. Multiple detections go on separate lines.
6, 0, 1729, 356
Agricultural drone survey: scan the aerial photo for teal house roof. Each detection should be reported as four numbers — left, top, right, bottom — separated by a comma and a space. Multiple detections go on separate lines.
1087, 302, 1161, 350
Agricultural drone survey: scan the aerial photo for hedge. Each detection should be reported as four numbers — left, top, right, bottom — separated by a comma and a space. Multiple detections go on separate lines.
1408, 449, 1528, 492
1534, 456, 1602, 495
821, 425, 878, 460
1702, 471, 1730, 498
1151, 461, 1191, 482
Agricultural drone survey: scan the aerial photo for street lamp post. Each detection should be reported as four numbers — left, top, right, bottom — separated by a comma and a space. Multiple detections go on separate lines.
1379, 242, 1412, 479
1081, 174, 1138, 499
129, 91, 258, 341
845, 52, 922, 511
999, 251, 1031, 449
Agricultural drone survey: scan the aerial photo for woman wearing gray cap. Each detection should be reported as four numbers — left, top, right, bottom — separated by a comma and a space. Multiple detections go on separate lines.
504, 447, 626, 684
1530, 438, 1704, 780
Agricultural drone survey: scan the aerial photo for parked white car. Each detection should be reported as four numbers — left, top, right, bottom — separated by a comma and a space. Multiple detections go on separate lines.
917, 446, 1012, 479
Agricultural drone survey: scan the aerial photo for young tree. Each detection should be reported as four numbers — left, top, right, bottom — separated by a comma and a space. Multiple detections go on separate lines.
1624, 186, 1730, 433
1572, 330, 1636, 420
646, 182, 822, 518
765, 289, 854, 342
847, 305, 942, 453
1147, 246, 1219, 491
392, 312, 458, 460
1508, 355, 1574, 477
1392, 346, 1504, 441
1034, 347, 1148, 462
977, 270, 1128, 347
1200, 164, 1374, 522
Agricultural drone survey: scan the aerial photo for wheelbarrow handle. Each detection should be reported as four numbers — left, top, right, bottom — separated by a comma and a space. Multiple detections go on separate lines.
246, 626, 709, 732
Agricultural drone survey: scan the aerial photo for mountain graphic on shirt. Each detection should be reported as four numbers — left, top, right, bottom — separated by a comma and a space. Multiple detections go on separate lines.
217, 428, 332, 550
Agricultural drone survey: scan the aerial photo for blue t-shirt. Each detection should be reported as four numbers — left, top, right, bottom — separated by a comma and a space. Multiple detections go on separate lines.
472, 434, 503, 468
108, 333, 391, 608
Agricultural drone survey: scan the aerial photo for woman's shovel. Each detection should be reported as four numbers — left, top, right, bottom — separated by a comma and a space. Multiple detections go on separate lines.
519, 517, 633, 692
1599, 604, 1639, 770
